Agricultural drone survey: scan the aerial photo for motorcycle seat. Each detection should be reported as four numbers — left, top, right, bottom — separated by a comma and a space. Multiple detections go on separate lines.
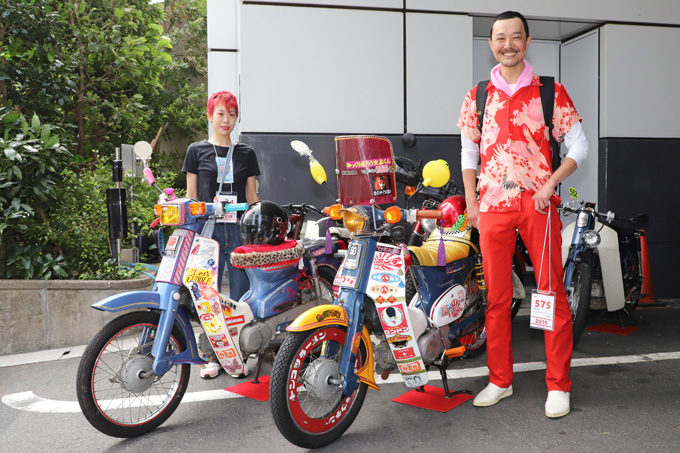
231, 240, 304, 269
408, 228, 478, 267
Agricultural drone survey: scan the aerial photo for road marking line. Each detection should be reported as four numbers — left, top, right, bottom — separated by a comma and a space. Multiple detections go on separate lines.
3, 351, 680, 414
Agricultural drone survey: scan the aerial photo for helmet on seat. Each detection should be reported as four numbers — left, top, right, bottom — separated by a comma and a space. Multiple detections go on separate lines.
438, 195, 467, 229
240, 201, 289, 245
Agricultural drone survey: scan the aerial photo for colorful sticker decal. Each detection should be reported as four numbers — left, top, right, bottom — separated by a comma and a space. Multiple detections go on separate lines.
397, 361, 424, 375
372, 252, 403, 271
185, 235, 246, 375
316, 309, 342, 323
185, 268, 213, 286
368, 285, 400, 295
370, 273, 401, 284
373, 175, 392, 197
345, 157, 394, 169
403, 374, 426, 387
165, 235, 180, 252
340, 274, 357, 287
430, 284, 467, 328
376, 245, 400, 256
380, 305, 404, 328
393, 346, 416, 361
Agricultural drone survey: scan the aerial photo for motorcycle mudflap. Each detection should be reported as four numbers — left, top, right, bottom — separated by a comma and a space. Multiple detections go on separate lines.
184, 234, 247, 375
367, 243, 429, 388
335, 135, 398, 205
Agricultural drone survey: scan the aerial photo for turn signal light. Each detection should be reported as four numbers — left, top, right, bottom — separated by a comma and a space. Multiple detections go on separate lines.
325, 204, 344, 220
384, 206, 402, 224
405, 185, 417, 196
190, 202, 206, 216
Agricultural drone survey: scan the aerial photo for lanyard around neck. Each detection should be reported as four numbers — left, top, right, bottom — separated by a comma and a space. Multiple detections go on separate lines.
213, 141, 235, 195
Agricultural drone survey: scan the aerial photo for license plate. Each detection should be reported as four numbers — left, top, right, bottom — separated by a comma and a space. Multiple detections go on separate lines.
344, 242, 363, 270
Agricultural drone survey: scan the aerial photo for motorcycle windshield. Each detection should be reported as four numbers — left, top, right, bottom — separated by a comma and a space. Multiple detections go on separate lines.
335, 136, 398, 205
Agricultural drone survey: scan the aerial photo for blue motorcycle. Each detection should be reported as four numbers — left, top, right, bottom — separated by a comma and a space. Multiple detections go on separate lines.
269, 162, 488, 449
76, 160, 340, 438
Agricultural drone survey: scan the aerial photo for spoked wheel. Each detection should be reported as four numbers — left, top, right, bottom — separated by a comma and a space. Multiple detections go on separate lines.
270, 326, 368, 449
568, 263, 592, 346
456, 278, 487, 359
76, 311, 190, 437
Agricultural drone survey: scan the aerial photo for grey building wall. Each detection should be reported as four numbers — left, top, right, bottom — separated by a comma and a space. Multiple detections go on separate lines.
208, 1, 680, 298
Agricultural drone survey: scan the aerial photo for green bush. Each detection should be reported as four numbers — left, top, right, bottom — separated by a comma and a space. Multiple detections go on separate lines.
45, 155, 182, 280
0, 108, 72, 278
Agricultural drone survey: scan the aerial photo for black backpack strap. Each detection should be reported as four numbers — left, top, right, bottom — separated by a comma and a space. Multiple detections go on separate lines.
476, 80, 489, 135
539, 76, 560, 171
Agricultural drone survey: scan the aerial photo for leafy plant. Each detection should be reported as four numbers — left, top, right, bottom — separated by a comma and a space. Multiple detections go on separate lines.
0, 108, 72, 278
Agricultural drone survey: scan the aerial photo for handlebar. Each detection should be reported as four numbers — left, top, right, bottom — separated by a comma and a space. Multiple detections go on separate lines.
281, 202, 325, 216
559, 204, 645, 225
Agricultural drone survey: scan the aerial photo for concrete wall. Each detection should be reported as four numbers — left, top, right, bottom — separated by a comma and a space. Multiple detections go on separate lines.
0, 277, 153, 356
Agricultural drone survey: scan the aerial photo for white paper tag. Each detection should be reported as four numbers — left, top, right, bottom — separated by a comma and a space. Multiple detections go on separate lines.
530, 289, 556, 331
214, 194, 238, 223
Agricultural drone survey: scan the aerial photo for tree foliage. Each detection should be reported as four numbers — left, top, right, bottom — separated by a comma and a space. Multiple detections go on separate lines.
0, 0, 207, 279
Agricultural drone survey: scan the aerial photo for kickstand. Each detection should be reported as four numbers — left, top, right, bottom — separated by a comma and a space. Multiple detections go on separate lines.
438, 367, 472, 399
252, 354, 264, 384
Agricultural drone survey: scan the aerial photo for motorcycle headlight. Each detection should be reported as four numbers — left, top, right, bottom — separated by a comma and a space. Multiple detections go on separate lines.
582, 230, 601, 248
157, 203, 184, 226
576, 212, 590, 228
421, 218, 437, 234
341, 207, 367, 234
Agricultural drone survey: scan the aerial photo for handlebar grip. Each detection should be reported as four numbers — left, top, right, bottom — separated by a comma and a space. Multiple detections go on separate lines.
416, 210, 442, 219
225, 202, 249, 212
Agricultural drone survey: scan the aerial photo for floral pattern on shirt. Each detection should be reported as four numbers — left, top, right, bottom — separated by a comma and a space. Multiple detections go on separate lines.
457, 74, 581, 212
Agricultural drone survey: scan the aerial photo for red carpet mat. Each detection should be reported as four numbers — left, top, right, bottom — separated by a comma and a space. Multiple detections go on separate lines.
392, 385, 473, 412
586, 323, 641, 336
225, 375, 270, 401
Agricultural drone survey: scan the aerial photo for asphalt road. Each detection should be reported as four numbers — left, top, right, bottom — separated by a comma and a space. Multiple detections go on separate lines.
1, 300, 679, 453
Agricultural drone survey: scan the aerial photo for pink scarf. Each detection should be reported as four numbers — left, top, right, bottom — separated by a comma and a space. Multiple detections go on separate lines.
490, 60, 534, 96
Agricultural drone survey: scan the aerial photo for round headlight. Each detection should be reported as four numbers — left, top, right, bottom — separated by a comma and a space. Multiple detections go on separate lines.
582, 230, 601, 248
421, 218, 437, 234
342, 208, 367, 234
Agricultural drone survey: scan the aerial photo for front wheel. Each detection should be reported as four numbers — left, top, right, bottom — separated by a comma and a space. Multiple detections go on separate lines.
270, 326, 368, 449
76, 311, 190, 438
567, 263, 592, 346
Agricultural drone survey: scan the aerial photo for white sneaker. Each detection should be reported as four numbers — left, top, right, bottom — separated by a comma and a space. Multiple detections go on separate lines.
545, 391, 570, 418
473, 383, 513, 407
200, 361, 221, 379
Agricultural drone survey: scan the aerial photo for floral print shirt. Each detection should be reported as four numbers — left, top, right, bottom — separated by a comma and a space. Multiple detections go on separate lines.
457, 75, 581, 212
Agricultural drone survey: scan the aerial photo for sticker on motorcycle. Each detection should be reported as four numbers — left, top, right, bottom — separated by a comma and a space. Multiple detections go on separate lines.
340, 274, 357, 288
430, 284, 467, 327
393, 347, 416, 360
316, 309, 343, 322
372, 252, 403, 271
370, 273, 401, 284
397, 361, 424, 375
379, 305, 405, 328
368, 285, 399, 295
185, 268, 213, 286
209, 334, 229, 349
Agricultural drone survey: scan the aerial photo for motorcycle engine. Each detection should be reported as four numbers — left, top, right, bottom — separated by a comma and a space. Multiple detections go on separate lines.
417, 327, 446, 365
239, 322, 273, 355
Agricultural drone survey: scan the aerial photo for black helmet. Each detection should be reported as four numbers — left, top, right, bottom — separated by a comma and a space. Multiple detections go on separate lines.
240, 201, 288, 246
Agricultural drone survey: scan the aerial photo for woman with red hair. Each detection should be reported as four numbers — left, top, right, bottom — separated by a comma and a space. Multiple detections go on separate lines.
182, 90, 260, 378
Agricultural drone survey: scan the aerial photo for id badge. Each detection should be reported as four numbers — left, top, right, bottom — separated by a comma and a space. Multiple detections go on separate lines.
215, 194, 238, 223
216, 156, 234, 184
530, 289, 556, 331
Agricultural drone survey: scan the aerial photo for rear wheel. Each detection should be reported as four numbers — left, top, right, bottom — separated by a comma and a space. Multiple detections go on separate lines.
76, 311, 190, 437
568, 263, 592, 346
270, 326, 367, 449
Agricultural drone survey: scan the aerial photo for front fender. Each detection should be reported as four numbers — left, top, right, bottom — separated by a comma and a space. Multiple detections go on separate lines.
287, 304, 378, 391
287, 304, 348, 332
91, 291, 162, 312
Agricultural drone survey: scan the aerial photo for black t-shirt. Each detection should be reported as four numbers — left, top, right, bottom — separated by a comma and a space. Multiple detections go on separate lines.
182, 140, 260, 204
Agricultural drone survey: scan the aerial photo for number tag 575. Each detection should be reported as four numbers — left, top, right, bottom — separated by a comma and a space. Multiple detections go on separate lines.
530, 289, 556, 331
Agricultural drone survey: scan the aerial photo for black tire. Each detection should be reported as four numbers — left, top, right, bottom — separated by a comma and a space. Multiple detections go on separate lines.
76, 311, 190, 438
568, 263, 592, 346
318, 265, 337, 302
270, 326, 368, 449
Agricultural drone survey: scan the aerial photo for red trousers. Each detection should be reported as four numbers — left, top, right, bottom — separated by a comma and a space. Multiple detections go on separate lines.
479, 192, 573, 392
